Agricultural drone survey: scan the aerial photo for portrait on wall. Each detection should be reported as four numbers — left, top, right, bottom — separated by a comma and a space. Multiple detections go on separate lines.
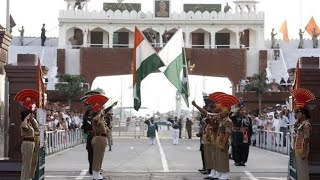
155, 0, 170, 18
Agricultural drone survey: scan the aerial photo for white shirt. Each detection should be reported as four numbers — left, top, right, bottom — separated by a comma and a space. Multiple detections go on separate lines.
279, 116, 289, 128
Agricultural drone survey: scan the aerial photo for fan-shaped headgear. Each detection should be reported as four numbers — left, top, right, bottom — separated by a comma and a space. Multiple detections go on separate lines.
213, 94, 240, 110
290, 88, 316, 108
14, 89, 39, 110
208, 92, 226, 102
83, 94, 109, 112
84, 90, 101, 96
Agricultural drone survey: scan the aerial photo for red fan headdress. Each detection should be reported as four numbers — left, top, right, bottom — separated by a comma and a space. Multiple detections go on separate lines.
213, 94, 240, 110
84, 94, 109, 112
208, 92, 226, 102
290, 88, 316, 108
14, 89, 39, 110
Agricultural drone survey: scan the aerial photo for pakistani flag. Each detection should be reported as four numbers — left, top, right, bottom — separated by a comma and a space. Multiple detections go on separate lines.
133, 27, 165, 111
158, 29, 189, 107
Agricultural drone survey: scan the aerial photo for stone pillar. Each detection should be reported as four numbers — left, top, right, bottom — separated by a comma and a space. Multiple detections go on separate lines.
109, 32, 113, 48
210, 32, 216, 49
83, 28, 88, 47
159, 31, 164, 48
236, 32, 240, 48
185, 31, 190, 48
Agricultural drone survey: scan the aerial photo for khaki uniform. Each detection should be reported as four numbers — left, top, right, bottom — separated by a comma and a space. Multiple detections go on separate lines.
91, 116, 108, 172
215, 117, 233, 172
20, 122, 35, 180
203, 114, 219, 170
294, 120, 311, 180
29, 118, 40, 179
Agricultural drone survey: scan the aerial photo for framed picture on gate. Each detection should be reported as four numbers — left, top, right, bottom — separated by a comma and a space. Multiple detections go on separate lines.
154, 0, 170, 18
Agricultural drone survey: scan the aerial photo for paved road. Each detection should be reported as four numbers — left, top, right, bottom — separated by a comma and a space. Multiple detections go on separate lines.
45, 130, 289, 180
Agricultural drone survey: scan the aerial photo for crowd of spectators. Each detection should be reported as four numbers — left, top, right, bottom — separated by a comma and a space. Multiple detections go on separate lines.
249, 104, 295, 146
45, 101, 82, 132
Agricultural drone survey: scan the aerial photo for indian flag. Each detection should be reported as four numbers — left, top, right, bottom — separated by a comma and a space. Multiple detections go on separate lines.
133, 27, 165, 111
158, 28, 189, 107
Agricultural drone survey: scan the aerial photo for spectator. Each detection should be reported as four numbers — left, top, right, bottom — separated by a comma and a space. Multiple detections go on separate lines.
273, 43, 280, 60
279, 111, 289, 146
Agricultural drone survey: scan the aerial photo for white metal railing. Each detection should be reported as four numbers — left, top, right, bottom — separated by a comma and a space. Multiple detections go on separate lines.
45, 128, 84, 155
254, 129, 292, 155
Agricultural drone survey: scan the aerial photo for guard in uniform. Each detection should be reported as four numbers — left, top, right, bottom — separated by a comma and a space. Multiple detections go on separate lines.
230, 105, 253, 166
294, 108, 311, 180
84, 94, 110, 180
14, 89, 40, 180
20, 109, 35, 180
29, 109, 40, 179
82, 106, 94, 175
290, 88, 316, 180
81, 91, 101, 175
212, 94, 239, 180
192, 100, 220, 180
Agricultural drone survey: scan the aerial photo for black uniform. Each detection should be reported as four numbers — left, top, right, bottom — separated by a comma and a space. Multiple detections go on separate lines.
230, 114, 253, 166
82, 110, 94, 175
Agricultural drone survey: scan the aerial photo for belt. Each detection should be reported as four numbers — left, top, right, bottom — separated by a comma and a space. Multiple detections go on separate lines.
34, 132, 40, 136
95, 133, 107, 137
23, 137, 34, 142
88, 131, 95, 136
233, 127, 248, 132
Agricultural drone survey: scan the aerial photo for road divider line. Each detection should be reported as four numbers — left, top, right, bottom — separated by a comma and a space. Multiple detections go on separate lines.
75, 169, 88, 179
156, 131, 169, 172
244, 170, 259, 180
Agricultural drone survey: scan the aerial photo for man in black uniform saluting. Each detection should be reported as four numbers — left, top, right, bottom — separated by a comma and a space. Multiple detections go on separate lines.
230, 105, 253, 166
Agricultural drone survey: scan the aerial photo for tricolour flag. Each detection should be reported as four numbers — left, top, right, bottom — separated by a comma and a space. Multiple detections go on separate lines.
133, 27, 165, 111
305, 16, 320, 37
280, 20, 289, 42
158, 29, 189, 107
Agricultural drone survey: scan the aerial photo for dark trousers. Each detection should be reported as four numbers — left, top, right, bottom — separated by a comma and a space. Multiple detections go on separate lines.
86, 135, 93, 173
233, 143, 250, 164
179, 128, 182, 138
200, 143, 205, 169
280, 127, 287, 146
41, 37, 46, 46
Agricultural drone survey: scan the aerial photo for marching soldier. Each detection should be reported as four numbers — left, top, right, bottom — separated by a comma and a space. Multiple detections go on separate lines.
192, 100, 220, 179
83, 94, 110, 180
81, 91, 101, 175
230, 105, 253, 166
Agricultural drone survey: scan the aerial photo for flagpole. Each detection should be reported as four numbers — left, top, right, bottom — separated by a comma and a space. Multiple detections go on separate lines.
6, 0, 10, 33
300, 0, 302, 28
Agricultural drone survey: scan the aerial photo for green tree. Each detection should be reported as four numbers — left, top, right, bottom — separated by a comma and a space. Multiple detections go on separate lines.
244, 72, 271, 114
91, 87, 105, 94
55, 74, 86, 107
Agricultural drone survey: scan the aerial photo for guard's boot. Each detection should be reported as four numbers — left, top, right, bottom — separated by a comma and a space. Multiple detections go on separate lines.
109, 145, 112, 151
92, 171, 103, 180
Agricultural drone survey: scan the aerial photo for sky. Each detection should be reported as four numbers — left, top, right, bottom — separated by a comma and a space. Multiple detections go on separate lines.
1, 0, 320, 39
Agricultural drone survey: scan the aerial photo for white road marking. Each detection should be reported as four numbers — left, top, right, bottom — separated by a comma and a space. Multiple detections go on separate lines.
156, 131, 169, 172
130, 146, 134, 150
75, 169, 88, 179
244, 170, 259, 180
46, 175, 91, 178
187, 147, 191, 150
